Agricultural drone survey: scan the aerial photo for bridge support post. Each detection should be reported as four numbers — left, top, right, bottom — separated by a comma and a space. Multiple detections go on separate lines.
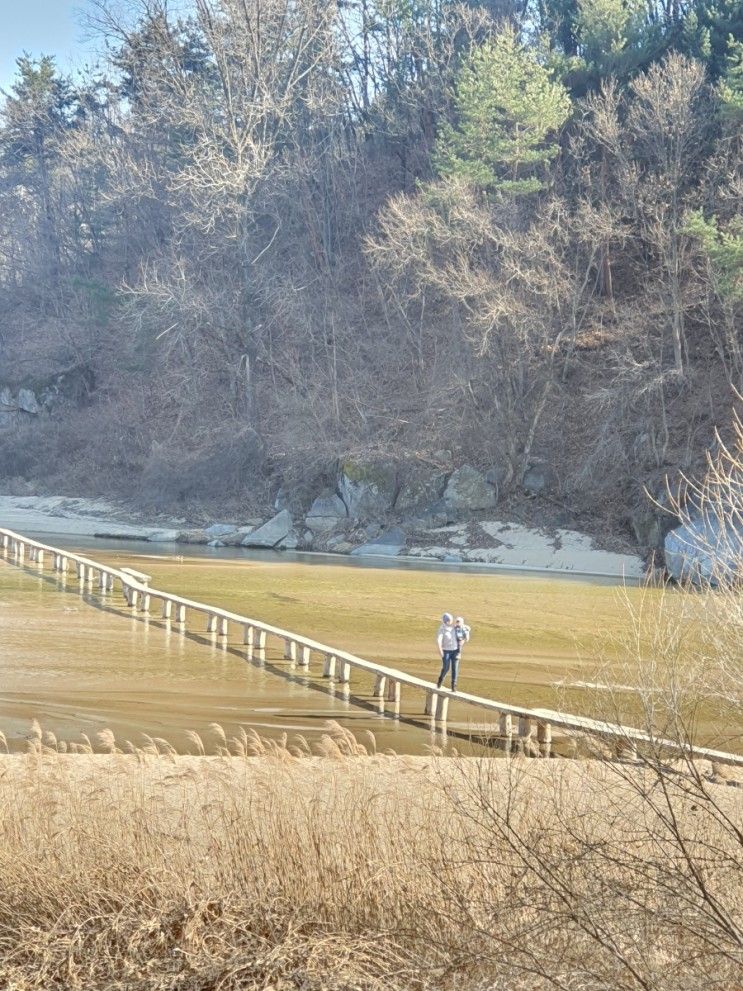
176, 604, 186, 624
284, 639, 296, 661
243, 625, 253, 647
537, 721, 552, 758
386, 679, 401, 710
298, 645, 310, 667
436, 695, 449, 723
218, 617, 229, 638
206, 614, 217, 633
500, 713, 513, 749
373, 674, 386, 698
338, 660, 351, 683
162, 599, 172, 619
323, 653, 337, 678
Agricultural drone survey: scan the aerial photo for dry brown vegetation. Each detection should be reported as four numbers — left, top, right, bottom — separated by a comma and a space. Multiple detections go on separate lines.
0, 1, 741, 535
0, 721, 740, 991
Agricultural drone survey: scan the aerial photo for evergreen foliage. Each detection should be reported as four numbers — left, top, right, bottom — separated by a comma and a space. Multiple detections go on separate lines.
434, 27, 572, 195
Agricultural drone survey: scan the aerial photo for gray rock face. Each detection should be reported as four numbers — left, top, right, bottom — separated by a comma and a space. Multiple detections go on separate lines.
0, 388, 14, 409
278, 530, 300, 550
443, 466, 496, 511
395, 466, 448, 513
350, 526, 406, 557
205, 523, 238, 538
17, 388, 41, 414
301, 530, 314, 549
207, 539, 225, 547
177, 530, 210, 544
338, 459, 398, 519
147, 529, 180, 542
523, 463, 555, 496
664, 514, 743, 585
306, 491, 348, 532
222, 531, 250, 547
241, 510, 293, 548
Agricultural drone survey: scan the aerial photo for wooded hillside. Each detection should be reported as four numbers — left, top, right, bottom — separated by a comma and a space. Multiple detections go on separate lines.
1, 0, 741, 539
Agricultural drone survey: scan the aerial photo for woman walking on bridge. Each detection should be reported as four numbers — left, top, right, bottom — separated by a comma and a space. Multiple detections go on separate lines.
436, 613, 459, 692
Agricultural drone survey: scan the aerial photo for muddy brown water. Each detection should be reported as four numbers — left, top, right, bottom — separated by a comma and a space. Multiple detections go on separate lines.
0, 535, 736, 756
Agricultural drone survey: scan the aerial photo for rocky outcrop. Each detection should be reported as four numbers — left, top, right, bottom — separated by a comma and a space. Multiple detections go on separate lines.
278, 529, 301, 550
204, 523, 238, 538
17, 388, 41, 414
241, 510, 293, 548
305, 491, 347, 533
395, 465, 448, 514
339, 458, 398, 519
350, 526, 407, 557
147, 529, 180, 542
522, 462, 555, 496
0, 385, 43, 425
443, 466, 496, 512
664, 514, 742, 585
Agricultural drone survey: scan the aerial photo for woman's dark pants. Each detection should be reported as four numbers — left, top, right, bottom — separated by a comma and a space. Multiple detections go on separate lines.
437, 649, 460, 691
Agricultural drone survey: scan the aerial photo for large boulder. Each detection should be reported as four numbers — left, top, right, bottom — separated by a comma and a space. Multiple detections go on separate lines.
177, 530, 210, 544
664, 514, 743, 585
278, 529, 301, 550
350, 526, 407, 558
305, 491, 348, 533
0, 388, 18, 427
338, 458, 398, 519
204, 523, 238, 538
443, 466, 496, 512
17, 388, 41, 415
147, 529, 180, 542
241, 510, 293, 548
395, 466, 448, 513
523, 462, 556, 496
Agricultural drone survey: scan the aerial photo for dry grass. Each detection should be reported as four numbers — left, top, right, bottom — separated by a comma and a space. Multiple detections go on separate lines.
0, 722, 741, 991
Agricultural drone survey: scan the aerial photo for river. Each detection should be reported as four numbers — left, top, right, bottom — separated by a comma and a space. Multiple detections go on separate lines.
0, 533, 729, 755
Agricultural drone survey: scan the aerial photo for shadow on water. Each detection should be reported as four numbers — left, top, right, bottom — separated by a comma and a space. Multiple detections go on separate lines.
19, 561, 502, 754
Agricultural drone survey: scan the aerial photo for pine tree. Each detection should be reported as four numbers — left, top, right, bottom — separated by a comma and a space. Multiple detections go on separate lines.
720, 37, 743, 124
434, 28, 571, 196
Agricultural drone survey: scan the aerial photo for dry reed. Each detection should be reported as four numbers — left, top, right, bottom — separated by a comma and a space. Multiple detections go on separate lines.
0, 721, 740, 990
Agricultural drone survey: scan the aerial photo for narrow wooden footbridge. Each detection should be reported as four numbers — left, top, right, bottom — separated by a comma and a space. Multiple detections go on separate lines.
3, 526, 743, 767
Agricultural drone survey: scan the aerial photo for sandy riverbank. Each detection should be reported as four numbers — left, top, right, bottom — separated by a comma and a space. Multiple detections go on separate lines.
0, 494, 645, 577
